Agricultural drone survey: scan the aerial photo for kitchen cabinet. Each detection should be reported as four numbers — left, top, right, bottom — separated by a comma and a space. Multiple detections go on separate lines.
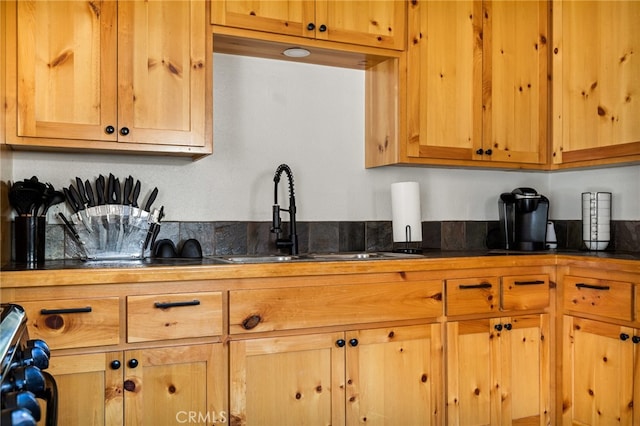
230, 324, 442, 426
42, 344, 224, 426
559, 273, 638, 425
4, 0, 211, 157
445, 274, 552, 424
366, 0, 549, 169
12, 288, 226, 426
211, 0, 406, 51
552, 0, 640, 168
228, 273, 445, 425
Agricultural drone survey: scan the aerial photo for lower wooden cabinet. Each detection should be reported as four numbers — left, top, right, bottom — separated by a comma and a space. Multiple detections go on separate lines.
562, 316, 636, 425
230, 324, 443, 426
41, 344, 225, 426
446, 314, 551, 425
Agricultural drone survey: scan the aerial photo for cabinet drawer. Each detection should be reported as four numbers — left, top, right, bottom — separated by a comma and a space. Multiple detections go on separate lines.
502, 274, 550, 311
446, 277, 500, 316
127, 292, 223, 342
229, 280, 443, 334
563, 276, 633, 321
19, 297, 120, 349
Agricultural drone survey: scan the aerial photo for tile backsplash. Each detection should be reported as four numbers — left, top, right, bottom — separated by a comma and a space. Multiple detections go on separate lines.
31, 219, 640, 260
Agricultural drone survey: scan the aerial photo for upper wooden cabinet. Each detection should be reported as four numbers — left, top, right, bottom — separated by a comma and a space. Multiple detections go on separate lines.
366, 0, 549, 169
211, 0, 406, 51
552, 0, 640, 168
4, 1, 212, 158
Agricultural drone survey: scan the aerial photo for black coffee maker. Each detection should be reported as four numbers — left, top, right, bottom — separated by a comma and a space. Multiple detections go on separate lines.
498, 187, 549, 250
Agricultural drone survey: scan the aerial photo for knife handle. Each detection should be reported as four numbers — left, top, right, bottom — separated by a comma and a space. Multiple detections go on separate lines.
76, 177, 88, 204
85, 180, 96, 208
113, 178, 121, 204
68, 184, 85, 211
63, 187, 79, 213
143, 187, 158, 212
123, 176, 133, 205
96, 177, 106, 205
131, 180, 141, 208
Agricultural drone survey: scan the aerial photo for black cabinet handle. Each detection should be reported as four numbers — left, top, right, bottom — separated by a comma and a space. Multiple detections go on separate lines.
336, 339, 346, 348
504, 323, 512, 330
349, 338, 359, 347
110, 360, 121, 370
459, 283, 492, 290
514, 280, 546, 286
494, 324, 503, 331
576, 283, 610, 291
154, 300, 200, 309
485, 149, 493, 155
633, 336, 640, 344
128, 359, 139, 368
119, 127, 130, 136
105, 125, 115, 134
40, 307, 92, 315
319, 24, 327, 32
620, 333, 630, 341
307, 22, 315, 31
476, 149, 484, 155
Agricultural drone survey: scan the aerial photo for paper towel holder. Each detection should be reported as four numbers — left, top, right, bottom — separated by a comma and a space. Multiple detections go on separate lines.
394, 225, 423, 254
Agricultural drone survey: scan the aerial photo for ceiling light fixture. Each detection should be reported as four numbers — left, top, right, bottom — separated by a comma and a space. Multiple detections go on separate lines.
283, 47, 311, 58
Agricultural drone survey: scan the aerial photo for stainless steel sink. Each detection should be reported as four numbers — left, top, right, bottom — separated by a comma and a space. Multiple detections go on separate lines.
222, 255, 300, 264
306, 252, 424, 261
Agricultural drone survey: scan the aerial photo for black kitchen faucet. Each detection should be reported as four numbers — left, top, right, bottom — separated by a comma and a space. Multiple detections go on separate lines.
271, 164, 298, 255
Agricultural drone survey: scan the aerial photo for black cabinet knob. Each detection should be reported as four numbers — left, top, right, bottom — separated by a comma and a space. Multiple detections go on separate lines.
335, 339, 346, 348
128, 359, 139, 368
476, 148, 484, 155
110, 360, 121, 370
105, 125, 115, 134
633, 336, 640, 344
349, 338, 358, 347
485, 149, 493, 155
119, 127, 130, 136
307, 22, 315, 31
319, 24, 327, 32
620, 333, 630, 341
494, 324, 503, 331
504, 323, 512, 330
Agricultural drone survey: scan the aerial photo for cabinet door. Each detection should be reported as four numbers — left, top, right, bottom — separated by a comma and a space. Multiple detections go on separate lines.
406, 0, 483, 162
117, 0, 207, 147
483, 0, 548, 165
346, 324, 443, 426
447, 315, 550, 425
38, 352, 123, 426
211, 0, 315, 38
123, 344, 226, 426
12, 1, 118, 142
552, 1, 640, 166
230, 332, 345, 426
562, 316, 635, 426
316, 1, 406, 50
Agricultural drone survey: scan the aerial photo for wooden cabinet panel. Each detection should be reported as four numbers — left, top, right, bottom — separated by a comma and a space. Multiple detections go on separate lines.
397, 0, 548, 169
445, 277, 500, 316
552, 0, 640, 167
563, 275, 633, 321
14, 1, 118, 142
20, 297, 120, 350
229, 280, 443, 334
127, 292, 223, 342
230, 332, 345, 426
562, 316, 635, 425
346, 324, 443, 425
447, 315, 550, 425
501, 274, 550, 311
38, 352, 123, 426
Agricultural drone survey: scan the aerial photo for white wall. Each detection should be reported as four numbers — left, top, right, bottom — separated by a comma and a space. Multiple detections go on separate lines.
12, 53, 640, 222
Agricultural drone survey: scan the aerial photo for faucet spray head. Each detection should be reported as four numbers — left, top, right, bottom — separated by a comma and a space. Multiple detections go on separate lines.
271, 205, 282, 234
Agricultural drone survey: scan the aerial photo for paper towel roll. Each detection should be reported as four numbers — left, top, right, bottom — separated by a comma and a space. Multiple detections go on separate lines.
391, 182, 423, 242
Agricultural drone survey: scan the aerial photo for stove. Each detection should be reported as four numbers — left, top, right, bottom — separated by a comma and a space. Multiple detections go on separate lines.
1, 304, 57, 426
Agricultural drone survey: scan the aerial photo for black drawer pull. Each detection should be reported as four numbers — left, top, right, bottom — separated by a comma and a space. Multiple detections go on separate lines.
459, 283, 492, 290
154, 300, 201, 309
40, 307, 92, 315
575, 283, 610, 291
514, 280, 546, 286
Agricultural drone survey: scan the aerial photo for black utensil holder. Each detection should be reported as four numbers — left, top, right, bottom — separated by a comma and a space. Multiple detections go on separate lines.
14, 216, 45, 264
